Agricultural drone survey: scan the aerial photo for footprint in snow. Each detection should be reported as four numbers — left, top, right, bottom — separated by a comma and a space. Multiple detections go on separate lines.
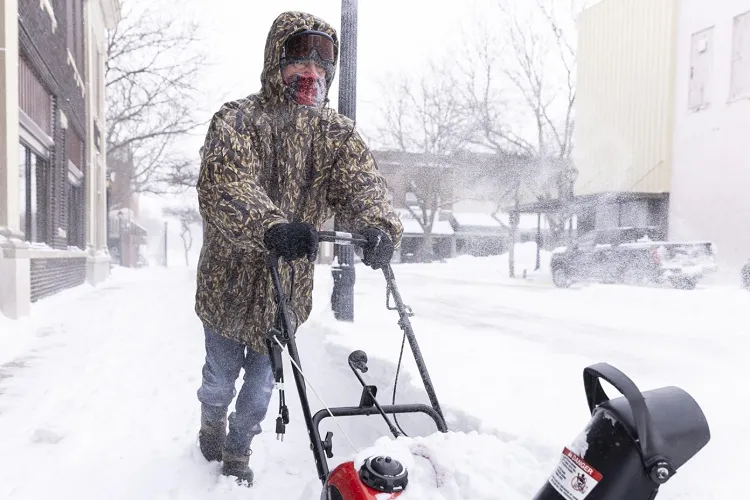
31, 428, 65, 444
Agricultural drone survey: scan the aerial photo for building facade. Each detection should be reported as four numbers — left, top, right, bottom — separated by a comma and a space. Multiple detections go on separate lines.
0, 0, 120, 319
85, 0, 119, 280
669, 0, 750, 276
574, 0, 678, 238
372, 150, 456, 261
371, 150, 553, 260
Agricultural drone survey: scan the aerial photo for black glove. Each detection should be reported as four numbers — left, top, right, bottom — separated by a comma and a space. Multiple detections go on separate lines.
360, 227, 394, 270
264, 222, 319, 262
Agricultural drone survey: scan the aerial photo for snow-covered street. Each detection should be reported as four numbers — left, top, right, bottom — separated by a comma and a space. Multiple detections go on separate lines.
6, 0, 750, 498
0, 252, 747, 499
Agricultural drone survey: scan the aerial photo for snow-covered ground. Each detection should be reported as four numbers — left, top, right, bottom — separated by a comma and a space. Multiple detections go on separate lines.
0, 248, 747, 499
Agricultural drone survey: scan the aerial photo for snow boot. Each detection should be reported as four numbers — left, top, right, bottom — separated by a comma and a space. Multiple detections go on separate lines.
198, 404, 227, 462
221, 450, 254, 486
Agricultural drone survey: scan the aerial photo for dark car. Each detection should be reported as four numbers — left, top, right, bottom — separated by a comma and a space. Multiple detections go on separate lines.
550, 227, 717, 290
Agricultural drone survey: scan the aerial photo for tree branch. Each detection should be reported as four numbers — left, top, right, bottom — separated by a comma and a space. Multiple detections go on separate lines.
106, 1, 209, 197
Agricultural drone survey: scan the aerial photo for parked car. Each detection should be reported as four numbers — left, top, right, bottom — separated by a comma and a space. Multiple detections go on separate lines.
742, 260, 750, 290
550, 227, 717, 290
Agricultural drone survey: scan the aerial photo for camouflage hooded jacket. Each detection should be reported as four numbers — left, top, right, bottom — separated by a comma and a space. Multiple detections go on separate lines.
195, 11, 403, 353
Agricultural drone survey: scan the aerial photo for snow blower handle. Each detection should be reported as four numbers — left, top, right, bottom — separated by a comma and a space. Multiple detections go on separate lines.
317, 230, 368, 247
583, 363, 674, 479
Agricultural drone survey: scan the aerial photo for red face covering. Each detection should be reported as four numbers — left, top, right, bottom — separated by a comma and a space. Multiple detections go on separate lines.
283, 71, 327, 107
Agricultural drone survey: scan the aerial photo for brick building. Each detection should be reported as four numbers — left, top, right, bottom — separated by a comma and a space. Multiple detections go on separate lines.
0, 0, 120, 319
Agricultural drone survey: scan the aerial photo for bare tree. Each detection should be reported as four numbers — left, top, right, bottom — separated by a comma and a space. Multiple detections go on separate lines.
163, 206, 202, 266
459, 20, 533, 157
458, 0, 581, 276
106, 0, 209, 197
376, 64, 470, 261
504, 0, 578, 244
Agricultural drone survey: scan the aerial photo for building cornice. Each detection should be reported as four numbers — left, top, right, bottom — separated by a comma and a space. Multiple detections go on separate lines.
99, 0, 122, 30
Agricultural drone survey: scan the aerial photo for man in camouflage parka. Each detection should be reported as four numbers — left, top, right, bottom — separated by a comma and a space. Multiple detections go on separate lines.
194, 11, 402, 485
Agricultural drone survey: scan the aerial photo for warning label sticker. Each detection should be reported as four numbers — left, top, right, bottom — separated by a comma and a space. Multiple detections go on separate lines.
547, 447, 603, 500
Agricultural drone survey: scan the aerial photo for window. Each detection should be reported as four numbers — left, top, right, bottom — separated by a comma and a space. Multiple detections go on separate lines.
731, 11, 750, 100
688, 27, 714, 110
18, 56, 52, 135
67, 131, 83, 171
619, 200, 648, 227
19, 143, 49, 243
93, 47, 103, 119
67, 132, 85, 249
405, 191, 418, 207
576, 231, 597, 249
66, 180, 84, 249
66, 0, 84, 73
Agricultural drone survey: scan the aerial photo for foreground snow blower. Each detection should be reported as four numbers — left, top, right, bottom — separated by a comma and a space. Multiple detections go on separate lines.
265, 231, 711, 500
532, 362, 711, 500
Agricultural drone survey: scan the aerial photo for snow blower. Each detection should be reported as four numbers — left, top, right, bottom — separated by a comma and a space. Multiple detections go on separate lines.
265, 231, 711, 500
532, 362, 711, 500
266, 231, 447, 500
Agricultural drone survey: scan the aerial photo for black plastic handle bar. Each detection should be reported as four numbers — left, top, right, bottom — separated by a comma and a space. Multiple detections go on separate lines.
317, 230, 367, 246
584, 363, 672, 472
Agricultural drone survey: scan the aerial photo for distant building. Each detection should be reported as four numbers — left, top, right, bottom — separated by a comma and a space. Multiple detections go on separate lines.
574, 0, 677, 239
371, 150, 561, 261
575, 0, 750, 276
669, 0, 750, 276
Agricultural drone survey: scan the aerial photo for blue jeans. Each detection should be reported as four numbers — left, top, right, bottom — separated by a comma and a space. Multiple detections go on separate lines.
197, 326, 275, 456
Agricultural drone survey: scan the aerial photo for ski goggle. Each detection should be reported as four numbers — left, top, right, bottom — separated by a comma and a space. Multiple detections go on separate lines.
281, 30, 336, 63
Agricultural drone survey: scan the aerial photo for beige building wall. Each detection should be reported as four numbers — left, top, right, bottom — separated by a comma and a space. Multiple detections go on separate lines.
85, 0, 119, 252
574, 0, 679, 196
0, 0, 30, 319
0, 0, 20, 234
83, 0, 120, 284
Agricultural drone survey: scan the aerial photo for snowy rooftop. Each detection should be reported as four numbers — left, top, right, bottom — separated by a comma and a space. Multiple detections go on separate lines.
400, 218, 455, 236
397, 209, 455, 236
451, 211, 550, 231
451, 212, 505, 228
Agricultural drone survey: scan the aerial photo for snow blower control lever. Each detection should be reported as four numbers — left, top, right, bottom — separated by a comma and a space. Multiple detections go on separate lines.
265, 230, 448, 499
347, 349, 404, 438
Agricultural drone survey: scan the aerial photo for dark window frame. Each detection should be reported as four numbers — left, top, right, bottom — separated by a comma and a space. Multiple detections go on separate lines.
66, 178, 85, 249
18, 55, 53, 135
19, 142, 50, 244
66, 0, 85, 75
67, 130, 86, 250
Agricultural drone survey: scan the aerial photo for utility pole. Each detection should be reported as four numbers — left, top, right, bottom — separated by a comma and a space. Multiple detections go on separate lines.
118, 211, 124, 266
164, 221, 168, 267
535, 212, 542, 271
331, 0, 358, 321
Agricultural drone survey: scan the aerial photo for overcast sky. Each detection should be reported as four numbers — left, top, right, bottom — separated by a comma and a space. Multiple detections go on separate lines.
140, 0, 586, 193
138, 0, 587, 227
138, 0, 505, 243
159, 0, 501, 151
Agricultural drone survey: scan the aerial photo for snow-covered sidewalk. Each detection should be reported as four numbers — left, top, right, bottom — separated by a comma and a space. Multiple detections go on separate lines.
0, 266, 540, 499
0, 259, 747, 499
